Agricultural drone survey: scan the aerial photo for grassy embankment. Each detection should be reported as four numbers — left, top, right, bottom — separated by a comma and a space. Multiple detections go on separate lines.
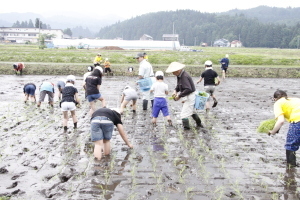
0, 44, 299, 77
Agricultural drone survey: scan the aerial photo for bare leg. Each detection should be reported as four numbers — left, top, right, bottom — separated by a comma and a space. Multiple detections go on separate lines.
63, 111, 69, 127
99, 97, 106, 108
103, 139, 111, 156
89, 101, 96, 116
132, 99, 137, 111
70, 110, 77, 124
24, 94, 29, 103
120, 100, 129, 114
94, 140, 103, 160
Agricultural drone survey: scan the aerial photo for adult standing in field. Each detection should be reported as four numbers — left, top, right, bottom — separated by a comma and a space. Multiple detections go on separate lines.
150, 71, 172, 126
37, 81, 55, 108
166, 62, 203, 130
94, 53, 103, 67
220, 54, 229, 80
23, 83, 36, 103
196, 60, 221, 111
134, 52, 154, 110
60, 75, 80, 133
90, 107, 133, 160
13, 62, 25, 75
56, 78, 66, 100
120, 86, 138, 114
84, 68, 106, 116
268, 90, 300, 168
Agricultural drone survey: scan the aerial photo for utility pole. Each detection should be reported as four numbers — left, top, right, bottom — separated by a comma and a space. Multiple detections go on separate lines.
38, 18, 40, 47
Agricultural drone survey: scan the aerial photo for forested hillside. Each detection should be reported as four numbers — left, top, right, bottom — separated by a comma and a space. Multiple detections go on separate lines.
97, 9, 300, 48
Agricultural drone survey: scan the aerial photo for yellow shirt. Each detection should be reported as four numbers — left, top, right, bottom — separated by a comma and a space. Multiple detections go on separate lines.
274, 97, 300, 122
94, 56, 102, 63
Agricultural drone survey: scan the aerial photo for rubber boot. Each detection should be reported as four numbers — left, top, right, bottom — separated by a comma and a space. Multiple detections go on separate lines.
151, 100, 154, 108
212, 97, 218, 108
286, 150, 297, 168
182, 118, 190, 130
74, 122, 77, 129
63, 126, 68, 133
192, 114, 204, 128
143, 99, 148, 110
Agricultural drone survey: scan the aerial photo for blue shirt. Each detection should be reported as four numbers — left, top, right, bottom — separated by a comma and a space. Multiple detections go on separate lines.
40, 82, 54, 93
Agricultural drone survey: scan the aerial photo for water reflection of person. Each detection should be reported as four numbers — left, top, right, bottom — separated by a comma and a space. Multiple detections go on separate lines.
268, 90, 300, 168
90, 108, 133, 160
283, 168, 299, 199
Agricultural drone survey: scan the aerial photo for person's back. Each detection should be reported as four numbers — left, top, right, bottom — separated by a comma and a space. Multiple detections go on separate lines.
152, 81, 168, 98
274, 97, 300, 122
40, 82, 54, 92
201, 68, 218, 86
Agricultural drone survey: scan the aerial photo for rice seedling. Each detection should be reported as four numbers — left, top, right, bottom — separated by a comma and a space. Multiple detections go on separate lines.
213, 186, 225, 200
184, 186, 194, 200
271, 192, 279, 200
257, 119, 276, 134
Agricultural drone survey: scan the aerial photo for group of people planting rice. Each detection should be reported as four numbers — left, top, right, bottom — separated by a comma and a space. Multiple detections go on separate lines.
20, 52, 299, 167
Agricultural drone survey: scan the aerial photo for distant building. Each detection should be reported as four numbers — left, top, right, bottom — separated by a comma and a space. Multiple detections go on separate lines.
201, 42, 208, 47
0, 27, 64, 43
230, 40, 242, 47
140, 34, 153, 41
213, 38, 230, 47
162, 34, 179, 41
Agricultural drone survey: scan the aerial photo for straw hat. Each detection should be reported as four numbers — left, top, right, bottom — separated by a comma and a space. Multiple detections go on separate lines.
166, 62, 186, 73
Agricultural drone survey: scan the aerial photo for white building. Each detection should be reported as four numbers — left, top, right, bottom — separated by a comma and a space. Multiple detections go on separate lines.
0, 27, 64, 43
50, 39, 181, 50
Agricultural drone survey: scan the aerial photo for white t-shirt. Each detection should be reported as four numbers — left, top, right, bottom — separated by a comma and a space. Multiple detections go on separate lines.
138, 59, 154, 78
151, 81, 168, 98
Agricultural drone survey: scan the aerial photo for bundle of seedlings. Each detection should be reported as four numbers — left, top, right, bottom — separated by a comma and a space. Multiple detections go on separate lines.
257, 119, 276, 133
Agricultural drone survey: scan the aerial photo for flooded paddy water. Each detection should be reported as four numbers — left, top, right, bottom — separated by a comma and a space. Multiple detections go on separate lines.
0, 75, 299, 200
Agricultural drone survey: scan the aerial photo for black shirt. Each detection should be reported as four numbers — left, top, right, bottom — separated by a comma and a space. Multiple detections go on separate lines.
61, 86, 78, 103
175, 70, 195, 98
85, 75, 102, 96
201, 69, 218, 86
91, 108, 123, 126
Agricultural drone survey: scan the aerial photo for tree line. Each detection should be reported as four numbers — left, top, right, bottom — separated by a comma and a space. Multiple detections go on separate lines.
96, 9, 300, 48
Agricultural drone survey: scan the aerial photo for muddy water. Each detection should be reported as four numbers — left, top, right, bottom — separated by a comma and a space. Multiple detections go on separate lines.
0, 75, 299, 200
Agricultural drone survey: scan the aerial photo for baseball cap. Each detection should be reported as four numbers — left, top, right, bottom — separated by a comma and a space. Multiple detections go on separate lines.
66, 75, 76, 82
133, 52, 145, 59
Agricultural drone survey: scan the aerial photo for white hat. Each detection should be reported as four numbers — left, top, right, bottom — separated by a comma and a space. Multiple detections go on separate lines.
204, 60, 213, 66
105, 58, 108, 61
165, 62, 186, 73
87, 66, 93, 72
155, 71, 164, 77
66, 75, 76, 82
95, 66, 103, 73
225, 54, 229, 58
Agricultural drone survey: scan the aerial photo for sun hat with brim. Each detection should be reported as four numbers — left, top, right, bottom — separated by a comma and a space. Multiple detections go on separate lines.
166, 62, 186, 73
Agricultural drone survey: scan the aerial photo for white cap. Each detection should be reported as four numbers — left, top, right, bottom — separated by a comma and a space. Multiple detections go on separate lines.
225, 54, 229, 58
204, 60, 213, 66
95, 66, 103, 73
105, 58, 108, 61
155, 71, 164, 77
66, 75, 76, 82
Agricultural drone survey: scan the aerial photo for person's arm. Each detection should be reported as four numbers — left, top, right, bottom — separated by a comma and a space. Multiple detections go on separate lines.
196, 77, 203, 84
268, 114, 285, 135
74, 93, 80, 105
215, 76, 221, 85
116, 124, 133, 148
120, 94, 125, 103
97, 85, 100, 91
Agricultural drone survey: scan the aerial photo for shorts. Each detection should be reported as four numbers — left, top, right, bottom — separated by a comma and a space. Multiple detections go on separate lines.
204, 85, 216, 96
24, 85, 36, 96
87, 93, 101, 102
39, 90, 54, 102
61, 102, 76, 111
57, 81, 65, 90
104, 68, 111, 73
221, 66, 228, 72
152, 97, 169, 118
90, 116, 114, 141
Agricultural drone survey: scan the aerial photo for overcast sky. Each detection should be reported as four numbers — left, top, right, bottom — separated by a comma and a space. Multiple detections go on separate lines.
1, 0, 300, 19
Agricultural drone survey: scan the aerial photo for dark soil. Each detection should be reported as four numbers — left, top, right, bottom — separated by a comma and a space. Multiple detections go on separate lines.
0, 75, 299, 199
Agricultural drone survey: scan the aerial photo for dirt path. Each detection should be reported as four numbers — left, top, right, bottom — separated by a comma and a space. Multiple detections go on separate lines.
0, 75, 299, 199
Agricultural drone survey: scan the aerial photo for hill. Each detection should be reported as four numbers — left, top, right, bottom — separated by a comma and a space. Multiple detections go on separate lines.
96, 9, 300, 48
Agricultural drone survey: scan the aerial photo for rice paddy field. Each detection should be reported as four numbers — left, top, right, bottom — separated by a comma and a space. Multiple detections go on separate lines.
0, 74, 299, 200
0, 45, 299, 200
